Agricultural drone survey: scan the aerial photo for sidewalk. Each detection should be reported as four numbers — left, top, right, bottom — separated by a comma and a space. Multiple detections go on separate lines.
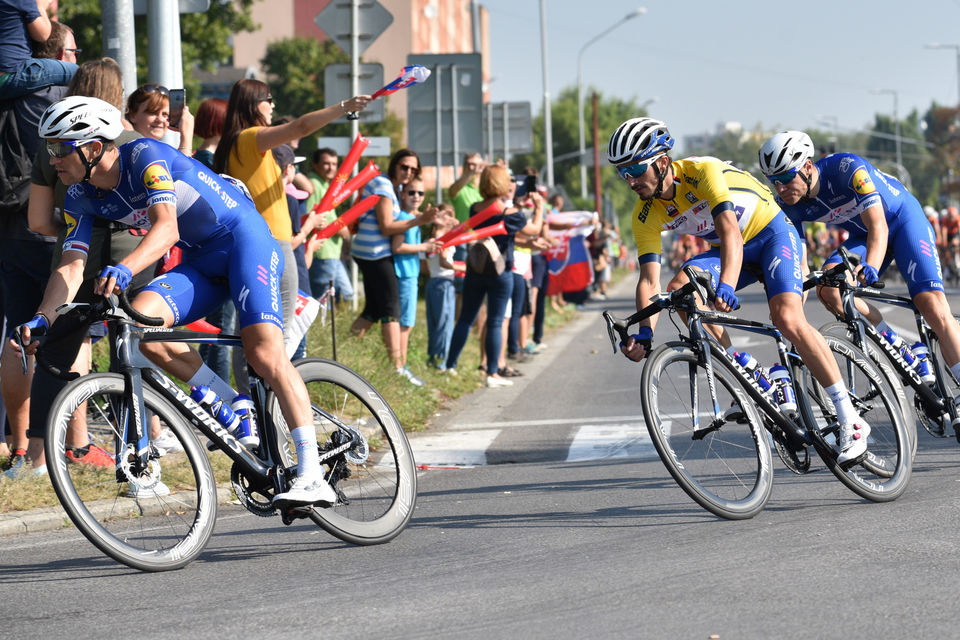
0, 275, 636, 537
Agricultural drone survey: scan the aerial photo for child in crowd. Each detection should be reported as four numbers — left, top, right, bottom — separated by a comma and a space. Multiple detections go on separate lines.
392, 177, 441, 386
425, 204, 464, 371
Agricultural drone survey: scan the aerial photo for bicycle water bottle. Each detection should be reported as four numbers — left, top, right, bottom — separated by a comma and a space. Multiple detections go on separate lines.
911, 341, 936, 383
190, 385, 240, 434
733, 351, 773, 393
230, 394, 260, 448
881, 330, 918, 370
768, 364, 797, 414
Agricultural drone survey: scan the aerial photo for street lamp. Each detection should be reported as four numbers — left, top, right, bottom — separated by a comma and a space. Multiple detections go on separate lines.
577, 8, 646, 198
925, 42, 960, 106
870, 88, 902, 176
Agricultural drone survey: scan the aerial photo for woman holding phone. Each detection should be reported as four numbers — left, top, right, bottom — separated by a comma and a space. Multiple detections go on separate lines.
125, 83, 193, 154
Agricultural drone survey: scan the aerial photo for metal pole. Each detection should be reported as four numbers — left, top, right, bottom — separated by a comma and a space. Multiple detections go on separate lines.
487, 102, 494, 162
893, 91, 902, 172
451, 65, 459, 184
503, 102, 510, 167
100, 0, 137, 100
435, 65, 443, 204
350, 0, 360, 312
577, 57, 586, 199
470, 0, 481, 54
329, 280, 337, 361
538, 0, 554, 186
146, 0, 176, 87
592, 92, 601, 216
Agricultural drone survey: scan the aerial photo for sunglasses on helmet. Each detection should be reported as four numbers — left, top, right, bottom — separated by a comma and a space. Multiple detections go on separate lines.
46, 139, 96, 159
766, 167, 800, 186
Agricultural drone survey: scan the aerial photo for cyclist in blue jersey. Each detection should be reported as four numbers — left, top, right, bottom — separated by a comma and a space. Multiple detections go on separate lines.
759, 131, 960, 423
8, 96, 335, 507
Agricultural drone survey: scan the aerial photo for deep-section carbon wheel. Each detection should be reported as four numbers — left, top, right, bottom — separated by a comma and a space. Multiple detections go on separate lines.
45, 373, 217, 571
640, 342, 773, 520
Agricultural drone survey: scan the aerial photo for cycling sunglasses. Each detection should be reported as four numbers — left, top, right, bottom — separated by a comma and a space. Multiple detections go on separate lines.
616, 154, 663, 181
46, 139, 96, 159
766, 167, 800, 186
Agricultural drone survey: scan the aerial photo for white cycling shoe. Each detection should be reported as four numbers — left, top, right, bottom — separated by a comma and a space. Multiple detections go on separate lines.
836, 420, 871, 465
272, 474, 337, 507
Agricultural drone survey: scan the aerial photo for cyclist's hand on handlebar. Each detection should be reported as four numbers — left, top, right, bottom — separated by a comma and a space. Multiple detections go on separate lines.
8, 313, 49, 358
856, 262, 879, 287
620, 327, 652, 362
95, 264, 132, 297
713, 282, 739, 312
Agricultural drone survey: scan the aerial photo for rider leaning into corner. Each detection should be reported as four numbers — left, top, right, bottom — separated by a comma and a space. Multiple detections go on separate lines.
8, 95, 372, 507
610, 116, 871, 465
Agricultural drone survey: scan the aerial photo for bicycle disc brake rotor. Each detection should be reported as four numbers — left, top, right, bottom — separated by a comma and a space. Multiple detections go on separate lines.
230, 463, 276, 517
117, 443, 163, 487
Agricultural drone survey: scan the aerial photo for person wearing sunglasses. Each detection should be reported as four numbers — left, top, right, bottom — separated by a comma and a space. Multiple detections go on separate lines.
759, 130, 960, 426
611, 117, 871, 465
125, 83, 193, 154
11, 96, 342, 506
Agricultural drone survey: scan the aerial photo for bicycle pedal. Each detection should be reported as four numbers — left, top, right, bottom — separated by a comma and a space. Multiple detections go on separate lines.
837, 450, 868, 471
279, 506, 313, 525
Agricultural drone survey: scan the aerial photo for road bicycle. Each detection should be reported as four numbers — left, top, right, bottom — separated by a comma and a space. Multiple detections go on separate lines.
35, 291, 417, 571
816, 246, 960, 443
602, 267, 912, 519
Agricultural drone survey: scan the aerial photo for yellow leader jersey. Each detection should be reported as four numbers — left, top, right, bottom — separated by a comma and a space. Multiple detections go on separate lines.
631, 157, 779, 263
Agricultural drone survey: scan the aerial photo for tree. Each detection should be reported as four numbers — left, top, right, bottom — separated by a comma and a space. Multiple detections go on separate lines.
260, 36, 404, 164
511, 86, 653, 239
59, 0, 258, 103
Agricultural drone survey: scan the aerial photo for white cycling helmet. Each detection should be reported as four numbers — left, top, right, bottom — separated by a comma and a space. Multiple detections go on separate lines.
758, 130, 814, 176
606, 117, 675, 166
38, 96, 124, 142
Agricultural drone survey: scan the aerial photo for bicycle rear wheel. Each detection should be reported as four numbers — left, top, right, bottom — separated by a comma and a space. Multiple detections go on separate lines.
796, 336, 911, 501
45, 373, 217, 572
819, 320, 917, 458
268, 358, 417, 545
640, 342, 773, 520
923, 330, 960, 438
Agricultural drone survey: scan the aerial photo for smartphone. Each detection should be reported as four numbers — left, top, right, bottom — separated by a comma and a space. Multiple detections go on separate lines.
523, 175, 537, 195
168, 89, 185, 129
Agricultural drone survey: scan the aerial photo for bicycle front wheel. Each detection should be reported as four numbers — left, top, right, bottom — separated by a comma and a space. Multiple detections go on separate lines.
796, 335, 912, 501
641, 342, 773, 520
269, 358, 417, 545
45, 373, 217, 572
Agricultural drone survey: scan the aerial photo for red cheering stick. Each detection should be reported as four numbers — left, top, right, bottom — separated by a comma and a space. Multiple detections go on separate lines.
311, 194, 380, 241
300, 135, 370, 226
330, 160, 379, 208
436, 200, 503, 245
440, 221, 506, 250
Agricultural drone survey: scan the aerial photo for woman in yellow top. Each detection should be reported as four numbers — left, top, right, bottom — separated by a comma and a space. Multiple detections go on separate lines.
213, 79, 370, 354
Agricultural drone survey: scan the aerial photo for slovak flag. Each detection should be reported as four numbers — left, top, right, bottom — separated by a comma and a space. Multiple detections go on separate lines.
545, 211, 597, 295
372, 65, 432, 99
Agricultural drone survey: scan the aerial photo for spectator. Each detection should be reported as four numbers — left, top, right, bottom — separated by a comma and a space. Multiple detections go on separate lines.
16, 57, 154, 473
306, 147, 354, 303
391, 176, 441, 386
213, 79, 370, 358
125, 83, 193, 154
425, 204, 462, 371
0, 0, 75, 101
0, 17, 74, 474
448, 152, 485, 304
350, 149, 436, 376
444, 165, 543, 388
191, 97, 235, 379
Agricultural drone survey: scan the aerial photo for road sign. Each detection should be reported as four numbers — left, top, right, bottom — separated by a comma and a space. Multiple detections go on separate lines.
315, 136, 392, 157
406, 53, 483, 167
314, 0, 394, 57
133, 0, 210, 14
484, 101, 533, 161
324, 63, 384, 123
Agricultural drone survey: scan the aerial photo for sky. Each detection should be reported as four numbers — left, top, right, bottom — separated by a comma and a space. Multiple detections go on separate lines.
480, 0, 960, 155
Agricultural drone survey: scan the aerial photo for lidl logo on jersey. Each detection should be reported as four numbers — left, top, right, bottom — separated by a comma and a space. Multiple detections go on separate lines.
851, 168, 875, 195
143, 162, 173, 191
63, 212, 78, 235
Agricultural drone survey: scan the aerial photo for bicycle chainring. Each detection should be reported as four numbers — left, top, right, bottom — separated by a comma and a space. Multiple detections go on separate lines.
767, 418, 811, 474
915, 394, 949, 438
230, 463, 277, 517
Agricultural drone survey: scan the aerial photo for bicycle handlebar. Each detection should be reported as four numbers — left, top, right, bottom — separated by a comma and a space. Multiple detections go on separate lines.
602, 266, 716, 354
802, 245, 884, 291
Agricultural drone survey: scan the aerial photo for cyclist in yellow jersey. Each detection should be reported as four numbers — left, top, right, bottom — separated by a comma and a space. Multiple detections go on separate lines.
609, 117, 870, 465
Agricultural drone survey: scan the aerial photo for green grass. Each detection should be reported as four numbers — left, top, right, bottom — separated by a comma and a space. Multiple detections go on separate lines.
1, 269, 625, 514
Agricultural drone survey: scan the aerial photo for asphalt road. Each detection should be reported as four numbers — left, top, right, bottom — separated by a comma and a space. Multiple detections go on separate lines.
3, 273, 960, 639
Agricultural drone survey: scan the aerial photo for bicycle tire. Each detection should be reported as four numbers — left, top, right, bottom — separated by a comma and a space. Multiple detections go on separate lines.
267, 358, 417, 545
921, 331, 960, 438
640, 342, 773, 520
795, 335, 912, 501
819, 321, 918, 458
45, 373, 217, 572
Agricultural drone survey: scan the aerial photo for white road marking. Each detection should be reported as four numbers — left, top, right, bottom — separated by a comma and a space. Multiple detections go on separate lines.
409, 429, 500, 467
565, 423, 659, 462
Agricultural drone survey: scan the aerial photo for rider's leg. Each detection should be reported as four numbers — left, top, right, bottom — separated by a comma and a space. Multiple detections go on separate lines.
816, 283, 884, 325
913, 290, 960, 371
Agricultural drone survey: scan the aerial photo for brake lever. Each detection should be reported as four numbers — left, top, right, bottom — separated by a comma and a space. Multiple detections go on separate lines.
602, 311, 623, 355
12, 329, 28, 375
